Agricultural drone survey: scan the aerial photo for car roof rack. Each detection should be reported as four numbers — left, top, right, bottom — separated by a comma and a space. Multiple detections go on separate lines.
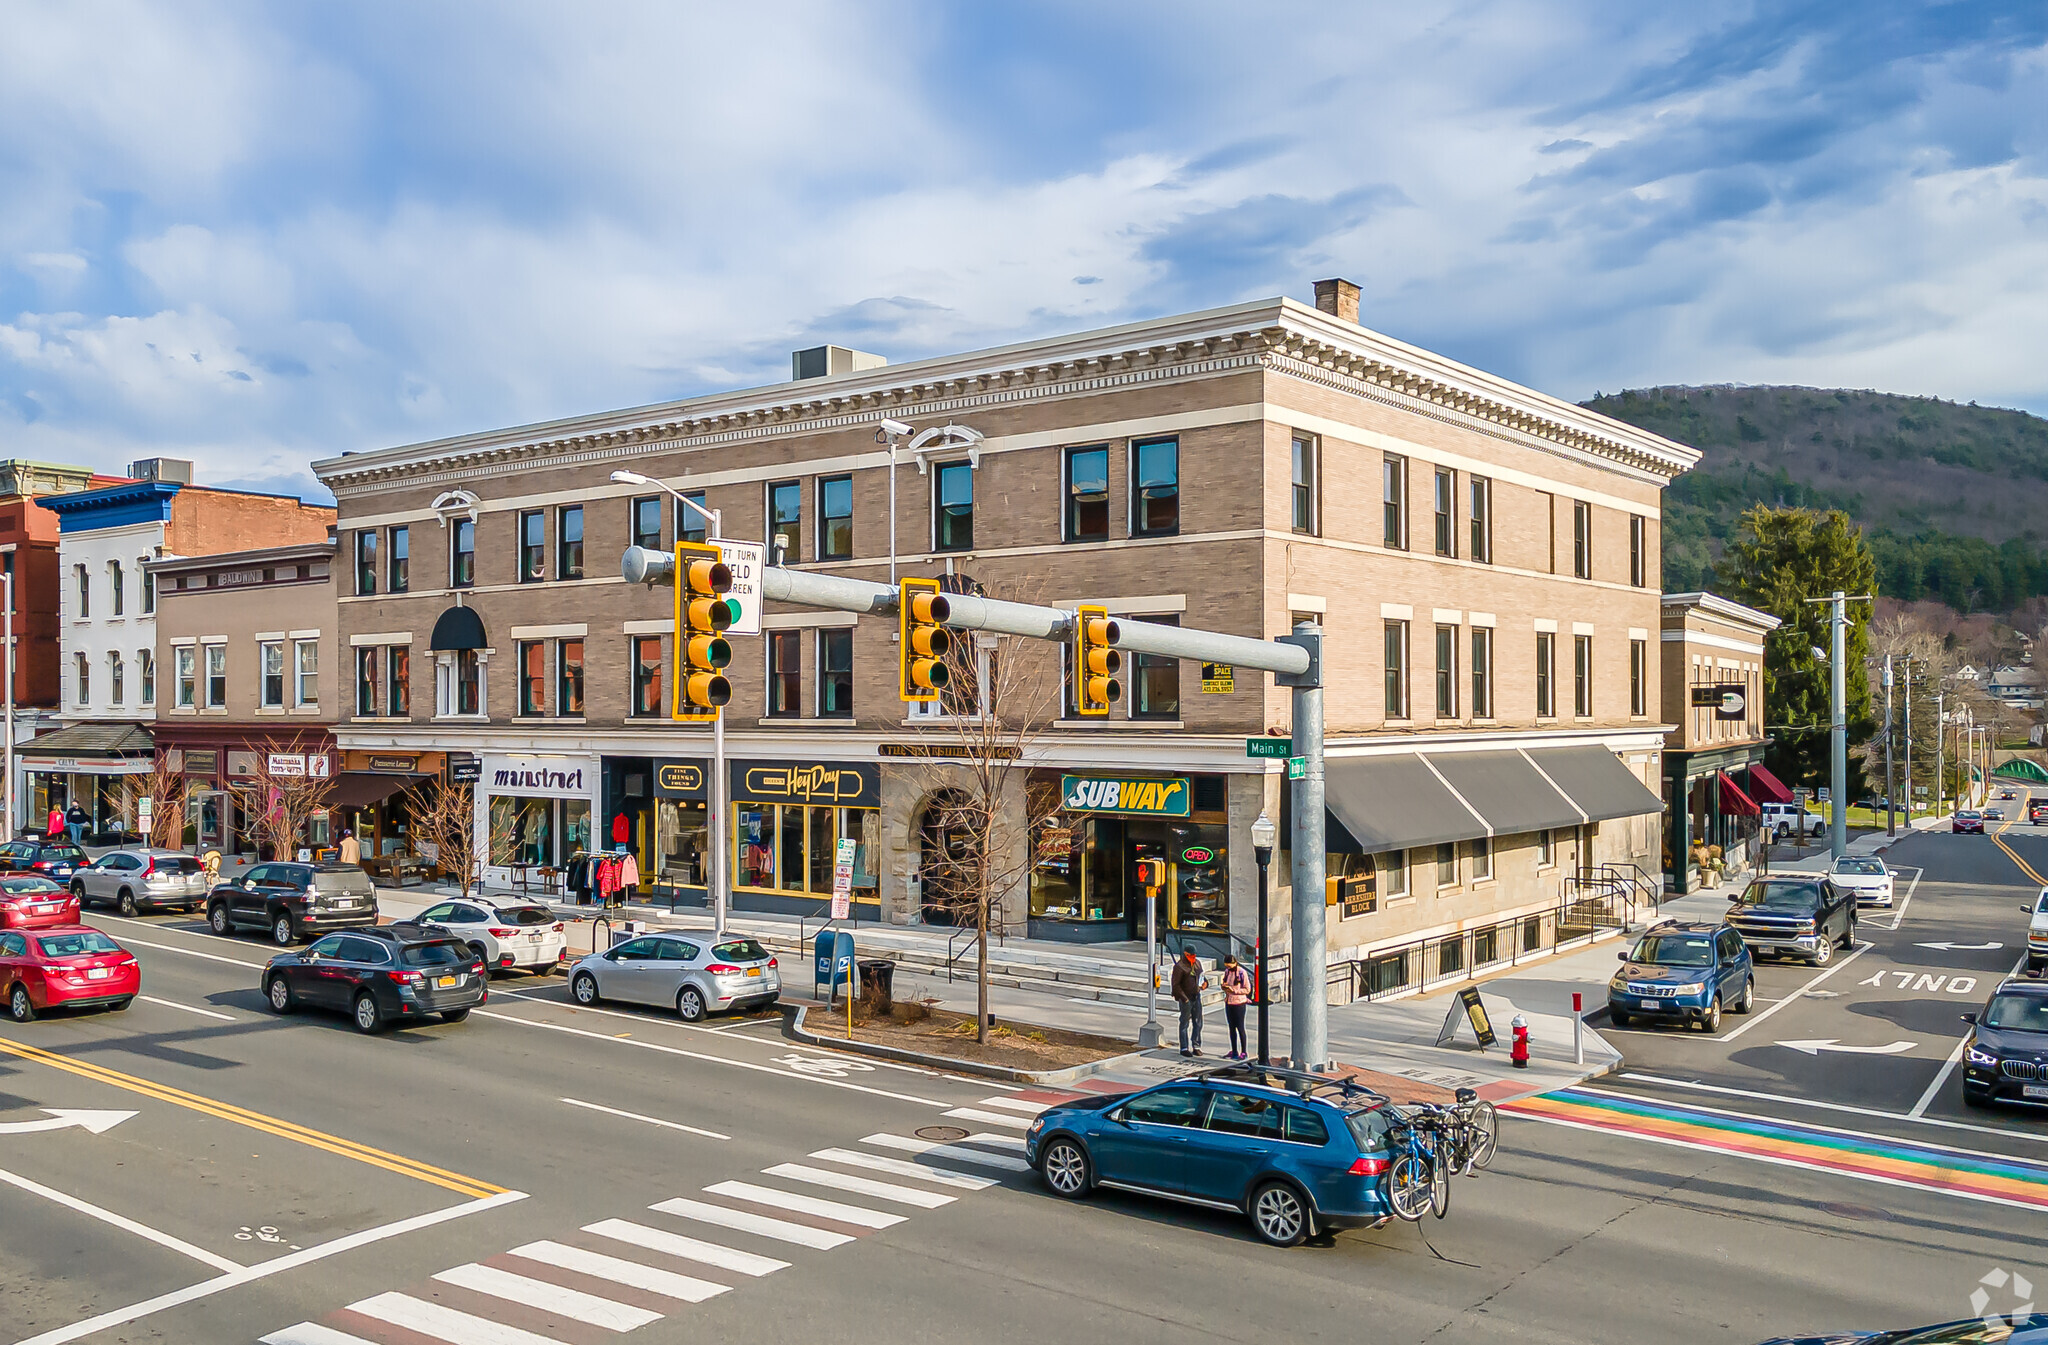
1187, 1062, 1390, 1109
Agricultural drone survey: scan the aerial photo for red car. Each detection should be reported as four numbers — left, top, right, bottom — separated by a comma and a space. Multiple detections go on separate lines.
0, 926, 140, 1021
0, 876, 79, 929
1954, 810, 1986, 834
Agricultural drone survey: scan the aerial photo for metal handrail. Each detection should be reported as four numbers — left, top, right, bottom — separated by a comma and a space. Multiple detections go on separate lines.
945, 925, 981, 983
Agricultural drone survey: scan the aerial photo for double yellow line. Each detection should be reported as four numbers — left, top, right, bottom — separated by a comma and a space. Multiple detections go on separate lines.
1991, 814, 2047, 887
0, 1037, 503, 1198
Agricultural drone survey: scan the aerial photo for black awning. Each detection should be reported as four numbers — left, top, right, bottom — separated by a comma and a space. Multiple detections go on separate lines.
1425, 749, 1586, 837
429, 603, 487, 651
330, 772, 432, 809
1528, 746, 1666, 822
1322, 753, 1488, 857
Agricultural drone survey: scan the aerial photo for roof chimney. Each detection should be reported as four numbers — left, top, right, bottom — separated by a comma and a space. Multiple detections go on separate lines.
792, 345, 887, 381
1313, 278, 1361, 325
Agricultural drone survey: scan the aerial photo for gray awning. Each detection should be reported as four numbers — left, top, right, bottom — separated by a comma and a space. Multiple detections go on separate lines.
1424, 750, 1585, 837
1528, 746, 1665, 822
1323, 754, 1487, 857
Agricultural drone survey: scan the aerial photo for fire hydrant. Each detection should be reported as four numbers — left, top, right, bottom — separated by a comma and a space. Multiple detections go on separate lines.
1510, 1013, 1531, 1069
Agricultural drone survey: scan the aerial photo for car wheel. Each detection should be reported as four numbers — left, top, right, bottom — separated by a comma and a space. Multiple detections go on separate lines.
1810, 937, 1832, 967
677, 986, 707, 1023
272, 913, 298, 947
209, 903, 232, 936
1699, 994, 1721, 1033
1250, 1180, 1310, 1247
1039, 1138, 1091, 1199
1734, 978, 1754, 1014
7, 984, 34, 1023
70, 881, 85, 900
117, 889, 138, 918
1841, 917, 1856, 950
351, 992, 383, 1034
266, 976, 295, 1014
572, 972, 601, 1005
1608, 1008, 1629, 1028
441, 1008, 471, 1023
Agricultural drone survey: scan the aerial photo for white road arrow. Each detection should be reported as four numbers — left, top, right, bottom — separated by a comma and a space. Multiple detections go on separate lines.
0, 1109, 136, 1136
1915, 941, 2005, 952
1777, 1039, 1918, 1056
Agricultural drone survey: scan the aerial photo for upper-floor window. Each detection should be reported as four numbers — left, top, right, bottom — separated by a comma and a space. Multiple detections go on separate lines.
934, 462, 974, 551
1574, 634, 1593, 716
259, 640, 285, 709
1433, 468, 1455, 557
819, 476, 852, 561
139, 649, 155, 705
680, 492, 707, 544
1292, 435, 1318, 535
454, 649, 480, 716
1382, 455, 1407, 549
768, 480, 802, 563
632, 496, 663, 554
294, 639, 318, 707
518, 511, 545, 583
1630, 638, 1648, 717
767, 630, 800, 718
1384, 620, 1409, 718
175, 646, 196, 708
517, 640, 546, 716
1536, 632, 1556, 718
450, 518, 475, 588
74, 563, 88, 618
74, 652, 88, 705
357, 646, 407, 718
1434, 624, 1457, 719
1573, 500, 1592, 579
1131, 437, 1178, 536
140, 561, 155, 613
558, 506, 583, 580
107, 652, 123, 706
108, 560, 124, 616
1132, 615, 1180, 720
819, 628, 853, 718
558, 639, 584, 716
1469, 476, 1492, 563
631, 636, 663, 717
205, 643, 228, 708
355, 531, 378, 596
1629, 514, 1646, 587
390, 525, 409, 594
1471, 628, 1493, 719
1066, 446, 1109, 542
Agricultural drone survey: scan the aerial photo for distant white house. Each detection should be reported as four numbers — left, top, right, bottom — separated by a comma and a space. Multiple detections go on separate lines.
1988, 665, 2046, 709
1956, 664, 1982, 682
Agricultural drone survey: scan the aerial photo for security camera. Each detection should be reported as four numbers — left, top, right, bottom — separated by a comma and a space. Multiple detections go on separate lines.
878, 418, 914, 438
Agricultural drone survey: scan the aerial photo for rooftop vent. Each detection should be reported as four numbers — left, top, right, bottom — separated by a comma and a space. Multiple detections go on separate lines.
1313, 278, 1361, 325
127, 457, 194, 484
792, 345, 887, 381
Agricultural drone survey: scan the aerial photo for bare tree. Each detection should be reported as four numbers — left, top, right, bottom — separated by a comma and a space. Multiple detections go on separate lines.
121, 758, 187, 849
416, 780, 481, 893
225, 738, 336, 861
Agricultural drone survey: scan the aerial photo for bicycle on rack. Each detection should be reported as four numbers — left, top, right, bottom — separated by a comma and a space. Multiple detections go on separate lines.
1381, 1090, 1501, 1221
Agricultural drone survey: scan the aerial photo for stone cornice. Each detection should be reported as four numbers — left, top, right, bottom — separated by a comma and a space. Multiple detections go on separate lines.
315, 298, 1700, 498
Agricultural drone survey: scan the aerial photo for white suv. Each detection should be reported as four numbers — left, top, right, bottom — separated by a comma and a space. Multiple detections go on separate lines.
1761, 803, 1825, 839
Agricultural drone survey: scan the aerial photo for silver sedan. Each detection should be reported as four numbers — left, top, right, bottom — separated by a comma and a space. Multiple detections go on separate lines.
567, 933, 780, 1022
73, 850, 210, 916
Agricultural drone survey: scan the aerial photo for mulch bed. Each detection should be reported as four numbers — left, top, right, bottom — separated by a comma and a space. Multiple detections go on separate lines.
813, 1001, 1133, 1071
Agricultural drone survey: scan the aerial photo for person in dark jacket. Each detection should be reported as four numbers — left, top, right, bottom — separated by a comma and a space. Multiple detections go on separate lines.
1169, 948, 1209, 1058
65, 803, 88, 846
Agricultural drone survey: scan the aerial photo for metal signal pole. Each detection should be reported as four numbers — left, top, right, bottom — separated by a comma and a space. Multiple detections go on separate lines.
1883, 655, 1894, 837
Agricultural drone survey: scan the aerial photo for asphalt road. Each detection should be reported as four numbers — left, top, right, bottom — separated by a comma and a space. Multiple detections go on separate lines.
3, 821, 2047, 1345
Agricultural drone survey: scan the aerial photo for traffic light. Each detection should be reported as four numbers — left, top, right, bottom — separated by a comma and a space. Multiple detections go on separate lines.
673, 541, 734, 721
1073, 603, 1122, 716
900, 577, 952, 702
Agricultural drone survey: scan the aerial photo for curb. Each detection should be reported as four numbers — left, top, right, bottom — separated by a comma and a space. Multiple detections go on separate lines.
784, 1005, 1144, 1085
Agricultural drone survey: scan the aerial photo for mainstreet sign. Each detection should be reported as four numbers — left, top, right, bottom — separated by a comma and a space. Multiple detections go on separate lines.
1247, 738, 1292, 758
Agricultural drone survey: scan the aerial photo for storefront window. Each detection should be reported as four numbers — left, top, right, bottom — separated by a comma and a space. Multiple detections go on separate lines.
657, 798, 709, 886
808, 807, 835, 892
489, 796, 556, 866
779, 806, 805, 889
733, 802, 880, 902
737, 807, 774, 888
1028, 812, 1128, 924
563, 800, 591, 856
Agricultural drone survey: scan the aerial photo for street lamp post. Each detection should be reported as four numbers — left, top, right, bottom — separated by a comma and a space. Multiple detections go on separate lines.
3, 565, 13, 843
1251, 811, 1276, 1066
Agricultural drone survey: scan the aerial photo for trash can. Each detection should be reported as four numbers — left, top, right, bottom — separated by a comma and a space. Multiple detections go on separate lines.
857, 959, 896, 1009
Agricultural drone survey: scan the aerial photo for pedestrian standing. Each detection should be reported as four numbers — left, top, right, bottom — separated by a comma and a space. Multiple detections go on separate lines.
1170, 947, 1209, 1058
338, 831, 361, 866
46, 802, 64, 841
65, 802, 88, 847
1220, 954, 1252, 1060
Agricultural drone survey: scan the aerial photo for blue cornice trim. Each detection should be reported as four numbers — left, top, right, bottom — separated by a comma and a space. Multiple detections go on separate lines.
42, 482, 182, 533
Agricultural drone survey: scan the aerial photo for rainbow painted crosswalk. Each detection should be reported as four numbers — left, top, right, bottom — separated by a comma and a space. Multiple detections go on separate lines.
1503, 1087, 2048, 1212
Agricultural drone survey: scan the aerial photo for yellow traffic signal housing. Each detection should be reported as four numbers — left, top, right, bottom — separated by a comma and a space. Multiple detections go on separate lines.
899, 577, 953, 702
1073, 603, 1122, 716
1133, 857, 1167, 890
673, 541, 735, 721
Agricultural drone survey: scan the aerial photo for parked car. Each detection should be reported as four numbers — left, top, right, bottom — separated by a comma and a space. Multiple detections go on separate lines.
207, 862, 379, 946
405, 897, 567, 976
1760, 1315, 2048, 1344
262, 926, 486, 1032
1954, 810, 1986, 834
1025, 1063, 1397, 1247
0, 925, 139, 1021
1828, 855, 1896, 908
1725, 875, 1857, 965
1960, 978, 2048, 1109
0, 839, 88, 883
1760, 803, 1825, 840
72, 849, 209, 916
2021, 888, 2048, 976
0, 876, 79, 929
1607, 922, 1753, 1032
567, 933, 780, 1021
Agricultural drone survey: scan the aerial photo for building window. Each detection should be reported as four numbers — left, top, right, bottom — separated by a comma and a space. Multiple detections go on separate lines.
74, 563, 88, 618
74, 652, 87, 705
1133, 615, 1180, 719
108, 652, 123, 706
1132, 437, 1178, 536
356, 649, 380, 717
141, 562, 155, 613
558, 639, 583, 716
1433, 468, 1455, 557
1631, 638, 1648, 716
1436, 842, 1457, 889
765, 630, 801, 718
1537, 829, 1555, 869
1384, 620, 1409, 718
390, 525, 408, 593
294, 640, 317, 707
1382, 455, 1407, 549
1629, 514, 1646, 587
176, 646, 196, 708
680, 492, 707, 544
517, 640, 545, 716
768, 480, 803, 563
558, 505, 584, 580
631, 637, 663, 717
1469, 836, 1493, 882
1471, 628, 1493, 719
1536, 632, 1556, 717
355, 531, 378, 595
1291, 435, 1318, 535
1066, 446, 1109, 542
259, 640, 285, 709
1381, 850, 1408, 900
108, 561, 124, 616
450, 517, 475, 588
1434, 624, 1457, 719
1574, 634, 1594, 716
933, 461, 974, 551
819, 628, 853, 718
818, 475, 853, 561
518, 510, 545, 583
454, 649, 480, 716
205, 644, 227, 708
632, 496, 663, 553
391, 647, 410, 717
139, 649, 155, 705
1470, 476, 1492, 563
1573, 500, 1592, 579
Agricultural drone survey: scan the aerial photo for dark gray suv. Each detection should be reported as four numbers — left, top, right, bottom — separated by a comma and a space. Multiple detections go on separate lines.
207, 863, 379, 946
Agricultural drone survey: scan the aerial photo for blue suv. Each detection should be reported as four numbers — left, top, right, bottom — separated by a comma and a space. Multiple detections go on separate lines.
1606, 921, 1754, 1032
1023, 1064, 1395, 1246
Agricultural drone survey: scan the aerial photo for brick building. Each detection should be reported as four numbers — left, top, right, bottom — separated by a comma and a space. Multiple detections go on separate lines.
1659, 591, 1783, 893
314, 279, 1697, 993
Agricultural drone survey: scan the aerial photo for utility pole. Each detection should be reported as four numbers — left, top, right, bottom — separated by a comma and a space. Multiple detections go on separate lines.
1935, 687, 1945, 821
1883, 655, 1895, 837
1804, 590, 1869, 862
1281, 620, 1327, 1072
1902, 659, 1913, 825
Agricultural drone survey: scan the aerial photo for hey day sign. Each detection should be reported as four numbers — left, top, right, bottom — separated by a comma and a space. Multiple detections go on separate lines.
1060, 775, 1191, 817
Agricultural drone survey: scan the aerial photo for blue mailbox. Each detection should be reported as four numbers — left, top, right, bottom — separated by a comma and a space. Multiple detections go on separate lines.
813, 929, 855, 1000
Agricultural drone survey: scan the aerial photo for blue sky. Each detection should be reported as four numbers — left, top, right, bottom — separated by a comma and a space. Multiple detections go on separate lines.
3, 1, 2045, 500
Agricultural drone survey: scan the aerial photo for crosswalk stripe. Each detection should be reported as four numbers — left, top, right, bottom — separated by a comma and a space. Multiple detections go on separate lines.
584, 1217, 791, 1274
861, 1132, 1032, 1171
432, 1262, 662, 1331
942, 1107, 1034, 1129
260, 1326, 378, 1345
346, 1291, 567, 1345
977, 1096, 1050, 1114
703, 1180, 906, 1229
650, 1197, 854, 1249
808, 1147, 996, 1190
762, 1162, 955, 1208
508, 1240, 730, 1305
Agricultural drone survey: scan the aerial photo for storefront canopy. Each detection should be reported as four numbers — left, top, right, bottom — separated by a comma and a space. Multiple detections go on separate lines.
1526, 746, 1666, 823
329, 772, 433, 809
1322, 755, 1486, 857
429, 603, 487, 651
1428, 750, 1582, 837
1716, 770, 1761, 817
1746, 763, 1795, 805
1321, 745, 1666, 857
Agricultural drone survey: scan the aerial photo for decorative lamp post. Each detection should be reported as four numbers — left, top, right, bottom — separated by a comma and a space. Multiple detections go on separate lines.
1251, 810, 1276, 1065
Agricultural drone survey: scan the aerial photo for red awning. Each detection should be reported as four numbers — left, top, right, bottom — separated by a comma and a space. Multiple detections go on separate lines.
1717, 771, 1761, 817
1746, 763, 1794, 806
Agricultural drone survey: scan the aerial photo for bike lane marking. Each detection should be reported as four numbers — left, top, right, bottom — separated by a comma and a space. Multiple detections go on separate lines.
1619, 1069, 2048, 1147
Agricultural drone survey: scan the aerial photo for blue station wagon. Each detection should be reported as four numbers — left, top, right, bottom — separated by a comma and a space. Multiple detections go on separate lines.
1024, 1064, 1395, 1246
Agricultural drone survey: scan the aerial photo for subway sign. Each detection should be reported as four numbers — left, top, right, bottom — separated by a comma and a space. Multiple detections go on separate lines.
1061, 775, 1190, 817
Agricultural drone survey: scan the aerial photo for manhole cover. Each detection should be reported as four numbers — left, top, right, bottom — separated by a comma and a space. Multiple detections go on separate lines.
1818, 1201, 1893, 1222
915, 1126, 970, 1142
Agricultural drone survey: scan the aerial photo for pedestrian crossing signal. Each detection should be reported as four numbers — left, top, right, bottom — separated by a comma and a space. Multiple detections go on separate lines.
900, 577, 952, 702
674, 541, 735, 722
1073, 603, 1121, 716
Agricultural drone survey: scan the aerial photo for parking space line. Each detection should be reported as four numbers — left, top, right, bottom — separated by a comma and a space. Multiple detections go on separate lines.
0, 1164, 243, 1273
1714, 940, 1875, 1043
559, 1096, 730, 1140
1887, 867, 1924, 930
92, 922, 273, 969
136, 994, 235, 1022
